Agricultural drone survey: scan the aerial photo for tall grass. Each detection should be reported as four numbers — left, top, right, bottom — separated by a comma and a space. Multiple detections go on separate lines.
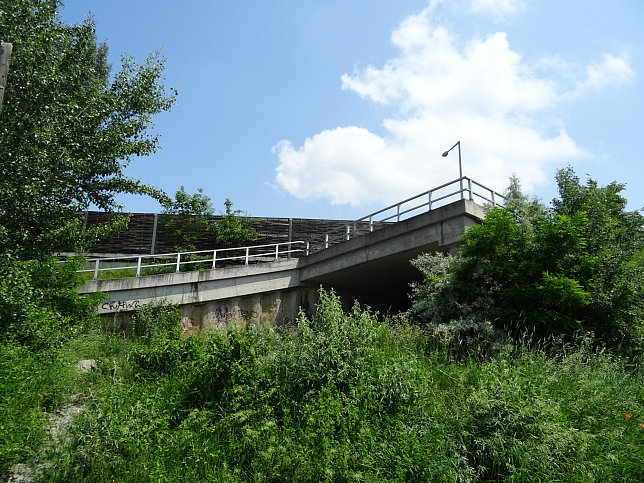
2, 290, 642, 481
0, 344, 57, 469
34, 291, 643, 481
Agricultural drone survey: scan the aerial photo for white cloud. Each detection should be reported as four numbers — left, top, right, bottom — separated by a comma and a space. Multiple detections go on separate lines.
576, 54, 634, 94
273, 5, 630, 207
469, 0, 526, 19
274, 127, 395, 205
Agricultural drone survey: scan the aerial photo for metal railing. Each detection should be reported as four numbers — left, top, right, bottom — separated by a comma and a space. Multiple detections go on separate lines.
309, 177, 505, 251
79, 241, 307, 280
75, 177, 503, 279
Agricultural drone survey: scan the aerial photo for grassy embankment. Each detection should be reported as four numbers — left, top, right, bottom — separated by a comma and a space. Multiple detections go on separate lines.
1, 290, 643, 481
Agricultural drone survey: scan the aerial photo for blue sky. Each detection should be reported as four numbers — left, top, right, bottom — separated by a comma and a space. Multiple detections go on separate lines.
60, 0, 643, 219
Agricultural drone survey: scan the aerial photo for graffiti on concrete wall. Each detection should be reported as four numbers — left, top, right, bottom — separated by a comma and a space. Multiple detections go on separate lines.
181, 317, 194, 334
101, 299, 148, 312
214, 306, 259, 324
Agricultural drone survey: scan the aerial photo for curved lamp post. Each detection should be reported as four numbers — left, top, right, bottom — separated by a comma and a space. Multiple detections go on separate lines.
442, 141, 463, 200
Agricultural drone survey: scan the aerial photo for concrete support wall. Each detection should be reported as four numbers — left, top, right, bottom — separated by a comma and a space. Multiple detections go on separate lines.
102, 286, 320, 335
81, 259, 301, 313
178, 288, 307, 333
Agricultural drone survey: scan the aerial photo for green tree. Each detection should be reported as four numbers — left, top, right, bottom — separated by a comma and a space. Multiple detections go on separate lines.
161, 186, 215, 252
162, 186, 214, 216
0, 0, 176, 259
0, 0, 175, 352
552, 167, 644, 346
161, 188, 257, 252
410, 169, 644, 351
504, 174, 546, 233
213, 198, 257, 249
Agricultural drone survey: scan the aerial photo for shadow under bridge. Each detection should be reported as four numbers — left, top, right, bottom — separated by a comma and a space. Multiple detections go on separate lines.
298, 199, 488, 313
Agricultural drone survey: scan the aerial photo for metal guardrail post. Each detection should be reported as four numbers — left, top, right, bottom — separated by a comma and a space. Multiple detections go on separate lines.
136, 256, 142, 277
150, 214, 158, 255
346, 225, 350, 241
491, 191, 496, 206
397, 204, 401, 222
288, 218, 293, 259
212, 250, 217, 269
325, 234, 329, 248
369, 216, 374, 232
428, 191, 432, 211
93, 259, 100, 280
175, 253, 181, 273
306, 242, 310, 256
468, 178, 473, 201
273, 244, 278, 262
246, 247, 250, 265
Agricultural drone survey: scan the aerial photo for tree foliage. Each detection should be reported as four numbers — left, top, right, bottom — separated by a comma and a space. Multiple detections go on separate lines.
0, 252, 102, 352
410, 168, 644, 352
160, 186, 216, 252
0, 0, 176, 259
161, 187, 257, 252
0, 0, 175, 352
214, 198, 258, 249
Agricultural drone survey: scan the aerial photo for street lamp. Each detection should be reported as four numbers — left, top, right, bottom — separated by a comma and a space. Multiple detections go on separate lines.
442, 140, 463, 200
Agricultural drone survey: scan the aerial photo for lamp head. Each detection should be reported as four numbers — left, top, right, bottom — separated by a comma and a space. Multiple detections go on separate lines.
441, 151, 449, 157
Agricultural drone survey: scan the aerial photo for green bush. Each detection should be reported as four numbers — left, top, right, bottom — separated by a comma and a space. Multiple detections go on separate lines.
0, 253, 102, 352
410, 169, 644, 353
41, 289, 644, 481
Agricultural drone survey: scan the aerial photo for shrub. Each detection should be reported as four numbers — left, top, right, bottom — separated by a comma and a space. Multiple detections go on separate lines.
42, 289, 644, 481
0, 253, 101, 352
410, 169, 644, 353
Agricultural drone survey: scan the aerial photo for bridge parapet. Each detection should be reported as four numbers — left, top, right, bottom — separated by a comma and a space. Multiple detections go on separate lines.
78, 241, 306, 281
78, 258, 302, 315
310, 176, 504, 251
70, 177, 503, 282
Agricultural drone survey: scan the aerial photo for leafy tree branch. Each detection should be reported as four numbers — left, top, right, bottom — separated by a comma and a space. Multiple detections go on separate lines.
0, 0, 176, 259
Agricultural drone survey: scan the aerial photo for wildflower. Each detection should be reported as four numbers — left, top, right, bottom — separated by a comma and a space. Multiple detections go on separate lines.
625, 414, 631, 418
640, 423, 644, 429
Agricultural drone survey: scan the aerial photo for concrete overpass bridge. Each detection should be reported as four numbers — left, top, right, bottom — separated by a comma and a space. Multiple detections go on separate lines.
77, 178, 502, 332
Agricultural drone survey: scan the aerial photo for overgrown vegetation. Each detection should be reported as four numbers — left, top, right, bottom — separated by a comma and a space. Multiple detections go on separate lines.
410, 169, 644, 355
2, 291, 642, 481
160, 186, 257, 253
0, 253, 102, 352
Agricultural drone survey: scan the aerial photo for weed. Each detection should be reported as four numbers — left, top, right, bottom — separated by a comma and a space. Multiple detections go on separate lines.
3, 289, 642, 481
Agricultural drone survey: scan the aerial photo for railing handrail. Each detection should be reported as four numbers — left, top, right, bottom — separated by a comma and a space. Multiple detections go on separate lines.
354, 177, 466, 223
77, 241, 307, 280
312, 176, 505, 250
72, 177, 504, 279
82, 240, 304, 264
